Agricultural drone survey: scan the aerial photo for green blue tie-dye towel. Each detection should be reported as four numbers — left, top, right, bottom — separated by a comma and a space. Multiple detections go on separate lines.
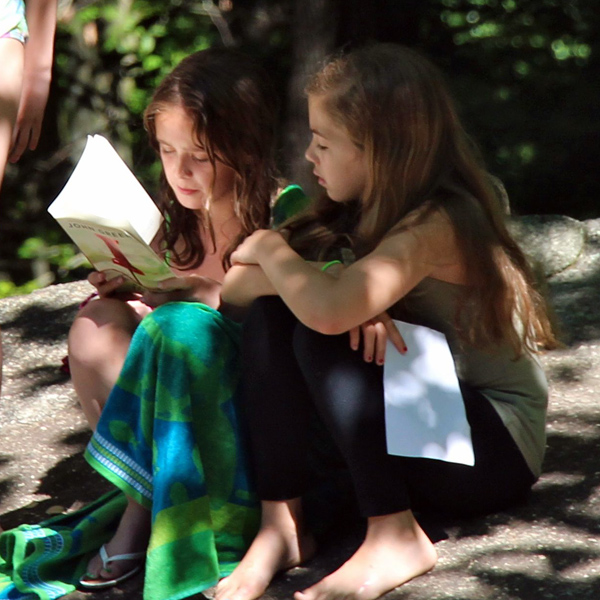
86, 303, 260, 600
0, 490, 126, 599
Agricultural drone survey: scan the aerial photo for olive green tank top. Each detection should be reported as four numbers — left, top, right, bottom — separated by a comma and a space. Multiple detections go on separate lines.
391, 277, 548, 478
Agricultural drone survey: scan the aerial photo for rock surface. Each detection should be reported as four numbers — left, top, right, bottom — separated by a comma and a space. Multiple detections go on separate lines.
508, 214, 586, 277
1, 216, 600, 600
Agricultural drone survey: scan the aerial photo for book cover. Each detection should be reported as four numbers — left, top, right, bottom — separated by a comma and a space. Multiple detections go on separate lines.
383, 320, 475, 466
48, 135, 175, 290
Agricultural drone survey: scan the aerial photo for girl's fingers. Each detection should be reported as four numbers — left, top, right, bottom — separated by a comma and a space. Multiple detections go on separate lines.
156, 276, 192, 291
89, 274, 126, 298
379, 312, 407, 355
373, 321, 388, 365
104, 277, 127, 294
352, 312, 407, 365
349, 326, 360, 351
361, 322, 376, 363
9, 128, 29, 163
87, 271, 106, 288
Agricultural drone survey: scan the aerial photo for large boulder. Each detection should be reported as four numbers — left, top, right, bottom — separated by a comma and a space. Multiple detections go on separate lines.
509, 214, 586, 278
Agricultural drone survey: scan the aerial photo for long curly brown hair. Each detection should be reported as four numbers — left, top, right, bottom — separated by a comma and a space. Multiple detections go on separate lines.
144, 48, 279, 270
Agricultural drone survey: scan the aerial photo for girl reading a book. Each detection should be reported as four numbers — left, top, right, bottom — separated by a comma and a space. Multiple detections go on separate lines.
215, 43, 557, 600
71, 48, 306, 596
67, 47, 278, 430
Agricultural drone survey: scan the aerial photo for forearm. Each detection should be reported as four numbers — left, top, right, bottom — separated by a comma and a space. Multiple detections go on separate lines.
24, 0, 57, 78
221, 264, 278, 307
232, 229, 431, 333
252, 233, 351, 334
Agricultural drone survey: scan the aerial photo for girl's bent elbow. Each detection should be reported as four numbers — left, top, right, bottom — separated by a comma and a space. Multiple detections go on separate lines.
301, 314, 348, 336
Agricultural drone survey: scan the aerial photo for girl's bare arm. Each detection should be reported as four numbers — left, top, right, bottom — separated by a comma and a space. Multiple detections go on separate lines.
230, 211, 463, 334
10, 0, 57, 161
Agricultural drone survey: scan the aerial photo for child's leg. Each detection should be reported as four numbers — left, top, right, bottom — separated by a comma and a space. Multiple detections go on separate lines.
216, 498, 316, 600
68, 298, 149, 429
240, 296, 319, 499
290, 324, 535, 600
0, 38, 25, 397
296, 509, 436, 600
293, 323, 535, 517
0, 38, 24, 190
216, 298, 319, 600
82, 496, 150, 584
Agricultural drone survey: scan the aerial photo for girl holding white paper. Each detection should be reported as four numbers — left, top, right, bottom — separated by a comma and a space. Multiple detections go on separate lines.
217, 43, 558, 600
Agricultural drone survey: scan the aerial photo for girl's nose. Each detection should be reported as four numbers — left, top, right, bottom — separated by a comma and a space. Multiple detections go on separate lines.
177, 156, 192, 176
305, 139, 317, 164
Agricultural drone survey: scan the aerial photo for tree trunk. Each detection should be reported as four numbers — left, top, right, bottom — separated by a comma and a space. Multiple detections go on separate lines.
283, 0, 338, 196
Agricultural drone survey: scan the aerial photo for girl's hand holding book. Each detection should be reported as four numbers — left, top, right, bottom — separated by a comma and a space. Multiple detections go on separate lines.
87, 271, 141, 302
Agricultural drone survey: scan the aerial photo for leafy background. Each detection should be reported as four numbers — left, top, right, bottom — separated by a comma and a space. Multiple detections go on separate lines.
0, 0, 598, 297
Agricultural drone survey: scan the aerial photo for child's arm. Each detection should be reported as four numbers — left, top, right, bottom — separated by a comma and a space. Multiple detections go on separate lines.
10, 0, 57, 162
222, 260, 407, 361
230, 211, 462, 334
220, 263, 294, 322
221, 261, 349, 309
221, 263, 282, 307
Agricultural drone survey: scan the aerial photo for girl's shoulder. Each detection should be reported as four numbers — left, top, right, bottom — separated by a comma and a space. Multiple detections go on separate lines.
389, 204, 456, 249
382, 205, 465, 276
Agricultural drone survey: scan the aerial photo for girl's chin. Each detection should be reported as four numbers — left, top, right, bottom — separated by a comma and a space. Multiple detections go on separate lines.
175, 195, 205, 210
327, 194, 352, 203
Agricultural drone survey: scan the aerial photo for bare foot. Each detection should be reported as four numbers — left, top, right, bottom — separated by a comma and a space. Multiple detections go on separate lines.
83, 499, 150, 582
216, 499, 316, 600
294, 510, 437, 600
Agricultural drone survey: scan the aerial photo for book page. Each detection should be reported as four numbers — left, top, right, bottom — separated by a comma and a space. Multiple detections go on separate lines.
48, 135, 162, 244
383, 320, 475, 466
55, 219, 175, 290
48, 135, 177, 290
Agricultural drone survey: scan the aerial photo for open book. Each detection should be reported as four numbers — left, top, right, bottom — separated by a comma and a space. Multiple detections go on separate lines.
48, 135, 176, 290
384, 320, 475, 466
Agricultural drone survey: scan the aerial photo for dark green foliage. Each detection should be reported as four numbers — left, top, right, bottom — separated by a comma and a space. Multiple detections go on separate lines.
0, 0, 597, 295
429, 0, 599, 218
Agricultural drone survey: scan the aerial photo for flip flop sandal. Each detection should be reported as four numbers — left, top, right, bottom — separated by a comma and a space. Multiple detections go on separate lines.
79, 544, 145, 589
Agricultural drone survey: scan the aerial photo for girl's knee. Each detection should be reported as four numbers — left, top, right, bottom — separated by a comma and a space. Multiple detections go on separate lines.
143, 302, 234, 350
72, 297, 140, 331
69, 298, 140, 358
244, 297, 300, 343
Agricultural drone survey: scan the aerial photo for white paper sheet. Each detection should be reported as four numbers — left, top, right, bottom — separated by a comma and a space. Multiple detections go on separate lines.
383, 320, 475, 466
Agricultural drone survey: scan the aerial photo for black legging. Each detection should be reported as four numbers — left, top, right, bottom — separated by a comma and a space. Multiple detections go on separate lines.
242, 297, 536, 519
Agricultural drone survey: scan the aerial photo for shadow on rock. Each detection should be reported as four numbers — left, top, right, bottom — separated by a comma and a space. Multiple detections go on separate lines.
1, 302, 80, 343
1, 449, 114, 530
